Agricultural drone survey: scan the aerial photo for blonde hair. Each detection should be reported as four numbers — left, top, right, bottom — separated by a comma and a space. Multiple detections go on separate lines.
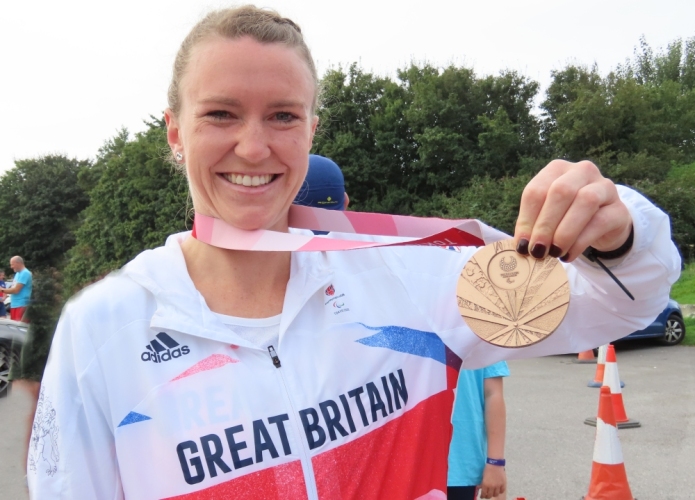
167, 5, 318, 115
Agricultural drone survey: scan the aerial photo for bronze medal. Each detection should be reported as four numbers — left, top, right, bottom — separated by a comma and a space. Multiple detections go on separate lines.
457, 239, 570, 348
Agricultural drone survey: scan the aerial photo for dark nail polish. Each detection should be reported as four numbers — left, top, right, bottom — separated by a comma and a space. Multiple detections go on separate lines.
560, 253, 570, 262
530, 243, 547, 259
516, 238, 529, 255
549, 244, 563, 258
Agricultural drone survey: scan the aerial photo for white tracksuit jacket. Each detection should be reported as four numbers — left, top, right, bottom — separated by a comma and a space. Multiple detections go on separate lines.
29, 186, 680, 500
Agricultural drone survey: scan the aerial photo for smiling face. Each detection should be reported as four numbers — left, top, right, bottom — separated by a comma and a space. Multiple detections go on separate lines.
165, 36, 318, 232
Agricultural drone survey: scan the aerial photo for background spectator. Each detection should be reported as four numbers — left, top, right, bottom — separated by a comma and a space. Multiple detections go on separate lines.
448, 362, 510, 500
4, 256, 33, 322
294, 154, 349, 211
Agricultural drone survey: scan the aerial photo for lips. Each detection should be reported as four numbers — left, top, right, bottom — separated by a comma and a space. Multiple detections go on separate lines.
221, 173, 276, 187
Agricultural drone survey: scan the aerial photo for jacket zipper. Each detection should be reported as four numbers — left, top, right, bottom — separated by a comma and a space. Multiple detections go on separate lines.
267, 345, 319, 500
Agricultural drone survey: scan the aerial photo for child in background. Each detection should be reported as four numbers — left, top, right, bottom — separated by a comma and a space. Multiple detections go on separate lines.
448, 362, 510, 500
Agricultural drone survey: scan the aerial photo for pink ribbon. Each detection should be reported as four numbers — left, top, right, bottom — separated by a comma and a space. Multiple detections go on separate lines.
192, 205, 508, 251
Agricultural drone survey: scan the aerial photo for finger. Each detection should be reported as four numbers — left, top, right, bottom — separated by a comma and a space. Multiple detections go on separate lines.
560, 203, 630, 262
540, 179, 616, 258
514, 160, 571, 253
527, 166, 603, 258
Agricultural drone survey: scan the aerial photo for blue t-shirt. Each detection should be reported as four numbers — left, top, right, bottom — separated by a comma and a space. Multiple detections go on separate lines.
12, 268, 33, 307
447, 361, 510, 487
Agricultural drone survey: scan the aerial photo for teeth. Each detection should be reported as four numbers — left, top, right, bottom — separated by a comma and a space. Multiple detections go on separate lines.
223, 174, 274, 187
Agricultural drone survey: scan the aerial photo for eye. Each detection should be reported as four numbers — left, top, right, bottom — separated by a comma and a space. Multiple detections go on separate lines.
206, 110, 233, 120
274, 112, 298, 123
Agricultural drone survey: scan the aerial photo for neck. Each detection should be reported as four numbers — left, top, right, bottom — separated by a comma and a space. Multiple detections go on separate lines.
181, 236, 291, 318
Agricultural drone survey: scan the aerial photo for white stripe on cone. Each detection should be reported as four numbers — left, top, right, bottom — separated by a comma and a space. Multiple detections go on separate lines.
603, 357, 622, 395
597, 344, 607, 365
592, 417, 624, 465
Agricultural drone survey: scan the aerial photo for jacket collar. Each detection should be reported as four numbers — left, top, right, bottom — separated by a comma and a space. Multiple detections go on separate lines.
121, 231, 334, 347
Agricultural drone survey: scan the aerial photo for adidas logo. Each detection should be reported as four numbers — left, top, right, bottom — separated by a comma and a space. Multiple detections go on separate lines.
141, 332, 190, 363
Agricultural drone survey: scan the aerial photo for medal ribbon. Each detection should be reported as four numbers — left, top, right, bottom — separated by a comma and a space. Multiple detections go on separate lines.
192, 205, 508, 251
192, 206, 634, 300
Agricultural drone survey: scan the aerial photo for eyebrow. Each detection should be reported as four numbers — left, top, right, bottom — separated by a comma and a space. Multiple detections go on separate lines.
198, 97, 305, 109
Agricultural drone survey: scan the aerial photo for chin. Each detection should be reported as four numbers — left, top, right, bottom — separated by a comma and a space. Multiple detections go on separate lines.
223, 210, 286, 232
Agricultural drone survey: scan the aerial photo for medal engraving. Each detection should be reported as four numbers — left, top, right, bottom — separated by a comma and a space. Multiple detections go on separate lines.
457, 239, 570, 348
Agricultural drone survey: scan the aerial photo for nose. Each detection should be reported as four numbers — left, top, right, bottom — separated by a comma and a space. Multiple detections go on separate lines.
234, 119, 271, 164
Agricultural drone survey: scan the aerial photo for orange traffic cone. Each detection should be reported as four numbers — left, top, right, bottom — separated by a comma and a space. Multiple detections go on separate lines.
588, 344, 625, 388
588, 345, 607, 386
574, 349, 597, 364
583, 386, 634, 500
585, 345, 640, 429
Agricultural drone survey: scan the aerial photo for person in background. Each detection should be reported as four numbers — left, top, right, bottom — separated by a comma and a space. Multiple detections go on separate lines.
3, 256, 32, 322
0, 270, 7, 319
294, 154, 349, 211
448, 362, 509, 500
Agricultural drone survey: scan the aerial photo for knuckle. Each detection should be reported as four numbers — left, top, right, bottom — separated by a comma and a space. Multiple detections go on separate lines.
576, 160, 600, 176
577, 186, 603, 207
547, 158, 569, 171
521, 183, 546, 205
600, 177, 617, 194
547, 179, 576, 200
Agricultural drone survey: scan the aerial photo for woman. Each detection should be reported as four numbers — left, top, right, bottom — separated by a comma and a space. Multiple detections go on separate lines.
29, 6, 679, 500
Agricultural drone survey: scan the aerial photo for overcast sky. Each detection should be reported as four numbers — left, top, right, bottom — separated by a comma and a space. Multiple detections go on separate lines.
2, 0, 694, 173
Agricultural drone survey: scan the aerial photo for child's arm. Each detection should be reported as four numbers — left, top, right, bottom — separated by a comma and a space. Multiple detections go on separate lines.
480, 376, 507, 499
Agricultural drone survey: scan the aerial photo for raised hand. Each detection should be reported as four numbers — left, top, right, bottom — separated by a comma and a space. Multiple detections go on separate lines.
514, 160, 633, 262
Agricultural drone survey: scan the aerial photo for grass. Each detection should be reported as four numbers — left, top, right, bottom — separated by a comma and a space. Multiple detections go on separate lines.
682, 317, 695, 346
671, 261, 695, 345
672, 261, 695, 305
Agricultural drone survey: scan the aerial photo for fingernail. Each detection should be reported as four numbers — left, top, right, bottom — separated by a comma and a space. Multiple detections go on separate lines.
549, 244, 563, 258
516, 238, 529, 255
560, 253, 570, 262
530, 243, 547, 259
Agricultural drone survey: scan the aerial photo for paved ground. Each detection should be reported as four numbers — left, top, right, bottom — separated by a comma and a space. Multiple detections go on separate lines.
1, 342, 693, 499
505, 342, 695, 499
0, 384, 31, 500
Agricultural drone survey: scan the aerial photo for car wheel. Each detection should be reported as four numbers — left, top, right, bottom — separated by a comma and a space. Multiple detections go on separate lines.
0, 345, 13, 397
659, 314, 686, 346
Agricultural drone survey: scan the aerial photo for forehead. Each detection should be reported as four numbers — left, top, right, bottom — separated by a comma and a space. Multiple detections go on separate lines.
181, 36, 315, 108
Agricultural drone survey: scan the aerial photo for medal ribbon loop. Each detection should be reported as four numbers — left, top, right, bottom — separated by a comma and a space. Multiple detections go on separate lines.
192, 205, 508, 252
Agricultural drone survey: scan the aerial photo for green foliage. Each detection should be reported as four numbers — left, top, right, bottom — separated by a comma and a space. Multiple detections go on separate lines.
542, 37, 695, 167
633, 163, 695, 261
0, 155, 91, 270
430, 174, 532, 235
62, 118, 190, 294
671, 261, 695, 305
313, 63, 542, 214
682, 317, 695, 346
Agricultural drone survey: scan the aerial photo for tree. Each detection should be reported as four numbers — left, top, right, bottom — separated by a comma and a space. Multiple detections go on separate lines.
314, 63, 543, 214
0, 155, 91, 270
62, 118, 190, 294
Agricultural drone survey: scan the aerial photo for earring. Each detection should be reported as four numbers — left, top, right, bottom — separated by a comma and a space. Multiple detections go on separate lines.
175, 152, 183, 162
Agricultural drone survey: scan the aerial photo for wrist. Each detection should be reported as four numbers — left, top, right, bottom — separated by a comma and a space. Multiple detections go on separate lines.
588, 224, 634, 259
486, 457, 505, 467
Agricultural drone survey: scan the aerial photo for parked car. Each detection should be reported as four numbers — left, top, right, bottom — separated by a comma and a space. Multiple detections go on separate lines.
0, 318, 28, 397
620, 299, 686, 345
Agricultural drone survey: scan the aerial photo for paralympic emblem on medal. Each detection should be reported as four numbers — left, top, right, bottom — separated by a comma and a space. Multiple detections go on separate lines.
457, 239, 570, 348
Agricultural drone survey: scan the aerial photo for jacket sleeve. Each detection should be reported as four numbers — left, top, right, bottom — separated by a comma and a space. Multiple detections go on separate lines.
391, 185, 682, 369
28, 301, 123, 500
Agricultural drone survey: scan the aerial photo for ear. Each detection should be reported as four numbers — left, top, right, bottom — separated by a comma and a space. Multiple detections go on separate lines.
343, 193, 350, 210
164, 109, 183, 154
309, 115, 319, 144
